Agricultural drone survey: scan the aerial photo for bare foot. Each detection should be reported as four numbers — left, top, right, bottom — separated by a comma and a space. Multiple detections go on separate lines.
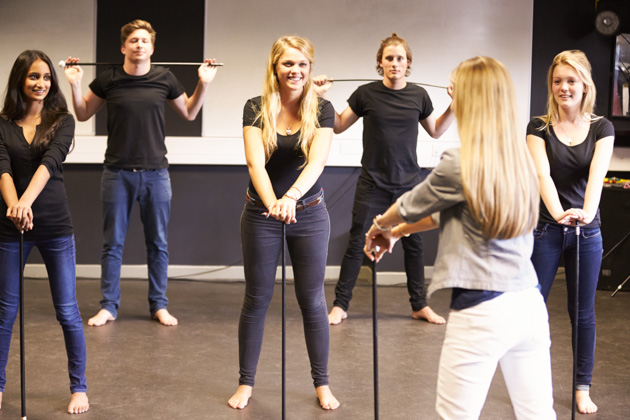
316, 385, 340, 410
68, 392, 89, 414
412, 306, 446, 325
152, 308, 178, 326
0, 390, 3, 409
576, 390, 598, 414
328, 306, 347, 325
87, 309, 115, 327
228, 385, 252, 409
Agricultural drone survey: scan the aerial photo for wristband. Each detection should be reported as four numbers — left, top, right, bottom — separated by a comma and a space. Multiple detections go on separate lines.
289, 186, 303, 198
372, 215, 391, 232
396, 226, 410, 238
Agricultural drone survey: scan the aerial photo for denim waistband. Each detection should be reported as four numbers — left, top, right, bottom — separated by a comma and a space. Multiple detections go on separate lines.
246, 188, 324, 212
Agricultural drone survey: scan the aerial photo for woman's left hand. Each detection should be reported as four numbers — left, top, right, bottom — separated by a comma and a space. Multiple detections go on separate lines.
267, 196, 297, 224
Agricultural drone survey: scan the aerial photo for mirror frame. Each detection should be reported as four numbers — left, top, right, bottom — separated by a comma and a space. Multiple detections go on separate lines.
611, 33, 630, 117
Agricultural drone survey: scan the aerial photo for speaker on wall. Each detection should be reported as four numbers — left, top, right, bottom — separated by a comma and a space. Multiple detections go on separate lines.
594, 0, 630, 36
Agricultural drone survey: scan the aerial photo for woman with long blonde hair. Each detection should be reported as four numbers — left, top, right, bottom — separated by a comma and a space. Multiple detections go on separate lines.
527, 50, 615, 414
364, 57, 556, 419
228, 36, 339, 411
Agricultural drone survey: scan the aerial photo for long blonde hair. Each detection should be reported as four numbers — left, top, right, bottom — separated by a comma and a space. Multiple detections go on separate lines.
537, 50, 601, 131
451, 56, 539, 239
257, 35, 320, 163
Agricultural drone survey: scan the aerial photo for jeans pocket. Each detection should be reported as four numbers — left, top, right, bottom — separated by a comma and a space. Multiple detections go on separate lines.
533, 226, 547, 240
102, 167, 121, 181
357, 176, 376, 192
582, 228, 601, 240
157, 168, 170, 180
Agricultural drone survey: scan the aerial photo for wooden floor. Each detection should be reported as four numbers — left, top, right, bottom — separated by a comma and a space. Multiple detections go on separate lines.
1, 274, 629, 419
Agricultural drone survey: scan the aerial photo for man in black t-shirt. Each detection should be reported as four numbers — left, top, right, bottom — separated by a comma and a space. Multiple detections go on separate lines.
64, 19, 218, 326
315, 34, 454, 325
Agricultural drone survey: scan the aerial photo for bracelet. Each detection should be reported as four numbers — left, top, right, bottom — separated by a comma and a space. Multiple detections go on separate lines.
289, 185, 303, 198
396, 226, 410, 238
283, 193, 298, 201
372, 215, 391, 232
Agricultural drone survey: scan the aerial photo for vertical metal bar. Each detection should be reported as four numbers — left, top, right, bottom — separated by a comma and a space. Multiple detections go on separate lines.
281, 222, 286, 420
19, 231, 26, 419
372, 257, 379, 420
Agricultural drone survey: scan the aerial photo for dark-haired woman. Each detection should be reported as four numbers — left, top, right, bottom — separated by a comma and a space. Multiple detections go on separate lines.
0, 50, 88, 414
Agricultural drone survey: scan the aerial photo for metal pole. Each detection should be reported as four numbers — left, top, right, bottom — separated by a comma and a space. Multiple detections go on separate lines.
281, 222, 286, 420
19, 231, 27, 420
372, 257, 379, 420
571, 221, 580, 420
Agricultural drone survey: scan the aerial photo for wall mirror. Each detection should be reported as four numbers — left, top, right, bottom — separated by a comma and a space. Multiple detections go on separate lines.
612, 33, 630, 117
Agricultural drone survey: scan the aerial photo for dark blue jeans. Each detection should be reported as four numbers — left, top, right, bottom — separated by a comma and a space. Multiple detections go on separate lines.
334, 176, 427, 312
0, 235, 87, 393
238, 191, 330, 388
531, 223, 602, 389
100, 167, 172, 318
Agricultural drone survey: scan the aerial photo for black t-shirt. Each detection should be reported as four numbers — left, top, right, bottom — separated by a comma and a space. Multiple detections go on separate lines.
0, 115, 74, 240
526, 117, 615, 228
90, 65, 184, 169
348, 81, 434, 190
243, 96, 334, 198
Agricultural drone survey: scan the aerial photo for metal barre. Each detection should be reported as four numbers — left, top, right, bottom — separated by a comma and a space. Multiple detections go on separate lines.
58, 60, 223, 68
329, 78, 446, 89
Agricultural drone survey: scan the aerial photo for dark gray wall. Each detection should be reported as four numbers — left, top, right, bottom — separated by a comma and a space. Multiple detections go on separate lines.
56, 165, 439, 272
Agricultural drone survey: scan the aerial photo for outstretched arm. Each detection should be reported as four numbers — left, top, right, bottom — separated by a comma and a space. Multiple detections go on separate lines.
168, 59, 218, 121
419, 85, 454, 139
364, 206, 438, 262
313, 75, 360, 134
63, 57, 105, 121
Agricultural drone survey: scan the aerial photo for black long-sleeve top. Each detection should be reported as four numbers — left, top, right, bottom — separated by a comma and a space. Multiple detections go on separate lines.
0, 114, 74, 241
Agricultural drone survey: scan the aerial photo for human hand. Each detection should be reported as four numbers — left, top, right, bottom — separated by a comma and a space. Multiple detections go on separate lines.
364, 224, 397, 262
556, 208, 592, 226
7, 203, 33, 232
267, 197, 297, 224
313, 75, 333, 98
63, 57, 83, 85
198, 59, 219, 84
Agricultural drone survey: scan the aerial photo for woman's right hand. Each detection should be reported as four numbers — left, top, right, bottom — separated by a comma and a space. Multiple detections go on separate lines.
6, 203, 33, 232
63, 57, 83, 85
267, 196, 297, 224
364, 224, 398, 262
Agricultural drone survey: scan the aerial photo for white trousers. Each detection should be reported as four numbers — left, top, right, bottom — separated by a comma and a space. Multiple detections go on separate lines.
436, 287, 556, 420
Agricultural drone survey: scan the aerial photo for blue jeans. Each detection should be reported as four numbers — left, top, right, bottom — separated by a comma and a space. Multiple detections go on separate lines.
238, 191, 331, 388
334, 176, 427, 312
0, 235, 87, 393
101, 167, 172, 318
531, 223, 602, 389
